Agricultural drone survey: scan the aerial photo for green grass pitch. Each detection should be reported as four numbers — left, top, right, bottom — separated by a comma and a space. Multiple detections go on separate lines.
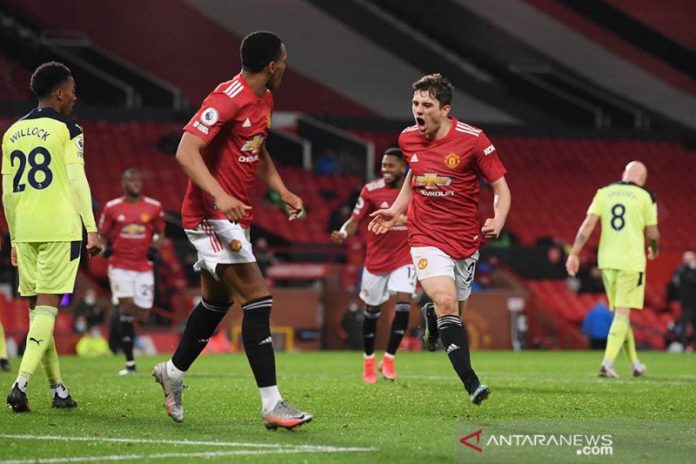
1, 351, 694, 463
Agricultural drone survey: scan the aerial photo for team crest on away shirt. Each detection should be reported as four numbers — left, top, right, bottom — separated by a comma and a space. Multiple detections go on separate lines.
445, 152, 460, 169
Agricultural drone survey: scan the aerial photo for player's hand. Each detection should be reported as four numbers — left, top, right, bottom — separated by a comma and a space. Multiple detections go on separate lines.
565, 254, 580, 277
216, 193, 252, 222
647, 246, 658, 260
147, 246, 160, 262
481, 218, 504, 239
102, 247, 113, 258
281, 190, 305, 221
86, 232, 103, 257
368, 208, 399, 234
10, 247, 17, 267
330, 230, 347, 244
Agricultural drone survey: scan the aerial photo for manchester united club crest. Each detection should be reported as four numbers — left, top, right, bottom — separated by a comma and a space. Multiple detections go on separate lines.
444, 152, 460, 169
140, 213, 151, 222
229, 240, 242, 252
417, 258, 428, 270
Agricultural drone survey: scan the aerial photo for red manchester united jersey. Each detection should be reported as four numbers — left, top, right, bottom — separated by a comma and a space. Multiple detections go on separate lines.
399, 118, 507, 260
181, 74, 274, 229
352, 178, 411, 274
99, 196, 165, 271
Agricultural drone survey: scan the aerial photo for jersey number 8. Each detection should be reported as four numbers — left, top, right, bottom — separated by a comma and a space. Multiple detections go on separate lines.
610, 203, 626, 231
10, 147, 53, 192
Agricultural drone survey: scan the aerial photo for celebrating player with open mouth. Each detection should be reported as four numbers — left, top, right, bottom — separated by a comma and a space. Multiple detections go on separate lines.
370, 74, 511, 405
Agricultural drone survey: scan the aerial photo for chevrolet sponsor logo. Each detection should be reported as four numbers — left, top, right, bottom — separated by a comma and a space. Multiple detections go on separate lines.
414, 173, 451, 189
241, 134, 265, 154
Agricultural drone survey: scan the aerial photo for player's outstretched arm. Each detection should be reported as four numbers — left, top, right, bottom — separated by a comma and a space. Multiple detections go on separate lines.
369, 171, 413, 234
482, 176, 511, 239
565, 214, 599, 276
258, 146, 304, 220
176, 132, 251, 222
331, 217, 359, 244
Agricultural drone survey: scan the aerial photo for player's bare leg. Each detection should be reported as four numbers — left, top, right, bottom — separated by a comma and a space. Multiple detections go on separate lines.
420, 276, 489, 405
220, 262, 312, 429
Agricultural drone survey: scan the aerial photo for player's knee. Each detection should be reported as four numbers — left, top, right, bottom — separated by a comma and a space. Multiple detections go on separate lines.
119, 299, 136, 315
432, 294, 457, 315
614, 307, 631, 318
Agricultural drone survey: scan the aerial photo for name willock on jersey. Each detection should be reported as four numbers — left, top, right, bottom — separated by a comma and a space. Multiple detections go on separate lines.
8, 127, 50, 143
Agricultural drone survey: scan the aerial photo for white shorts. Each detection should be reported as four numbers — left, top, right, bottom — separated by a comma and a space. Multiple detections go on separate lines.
108, 266, 155, 309
410, 246, 479, 301
185, 219, 256, 280
359, 264, 417, 306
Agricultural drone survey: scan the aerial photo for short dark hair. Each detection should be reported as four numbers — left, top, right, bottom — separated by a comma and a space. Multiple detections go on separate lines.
240, 31, 283, 73
412, 73, 454, 107
383, 147, 404, 160
121, 168, 142, 181
30, 61, 72, 99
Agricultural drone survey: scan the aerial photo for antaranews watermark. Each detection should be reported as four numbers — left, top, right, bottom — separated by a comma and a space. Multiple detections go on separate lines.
458, 428, 613, 457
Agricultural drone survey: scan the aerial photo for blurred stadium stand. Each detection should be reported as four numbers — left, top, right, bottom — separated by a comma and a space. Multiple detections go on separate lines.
1, 0, 694, 352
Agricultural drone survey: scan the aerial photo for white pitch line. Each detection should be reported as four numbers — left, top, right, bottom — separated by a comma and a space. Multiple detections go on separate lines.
0, 434, 282, 449
0, 434, 376, 460
0, 447, 373, 464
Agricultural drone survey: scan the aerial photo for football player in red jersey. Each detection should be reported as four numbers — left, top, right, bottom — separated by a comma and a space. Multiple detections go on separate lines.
369, 74, 511, 405
331, 148, 415, 383
99, 168, 165, 376
152, 31, 312, 430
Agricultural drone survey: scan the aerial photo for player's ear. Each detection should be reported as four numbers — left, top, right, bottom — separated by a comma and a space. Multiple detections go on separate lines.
441, 104, 451, 117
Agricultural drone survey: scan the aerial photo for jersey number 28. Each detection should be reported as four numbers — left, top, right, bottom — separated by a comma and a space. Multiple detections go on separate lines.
10, 147, 53, 192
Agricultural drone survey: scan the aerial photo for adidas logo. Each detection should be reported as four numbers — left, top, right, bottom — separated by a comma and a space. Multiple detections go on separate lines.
394, 330, 405, 335
446, 343, 460, 354
365, 334, 375, 338
411, 153, 419, 162
380, 201, 389, 208
117, 214, 126, 221
258, 336, 273, 346
242, 118, 252, 128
